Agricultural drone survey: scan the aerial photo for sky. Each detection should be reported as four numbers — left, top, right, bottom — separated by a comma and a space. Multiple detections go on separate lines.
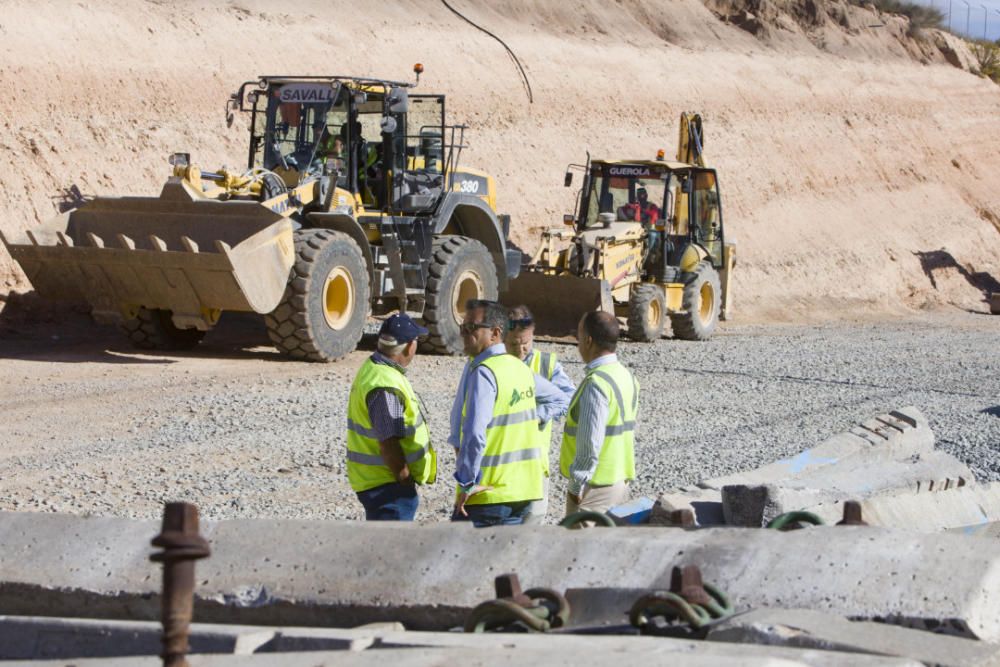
917, 0, 1000, 40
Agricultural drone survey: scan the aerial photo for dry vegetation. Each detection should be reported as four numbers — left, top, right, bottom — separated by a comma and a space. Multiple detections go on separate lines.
972, 39, 1000, 82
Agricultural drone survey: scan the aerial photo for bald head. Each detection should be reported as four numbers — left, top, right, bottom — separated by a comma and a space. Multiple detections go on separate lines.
581, 311, 620, 352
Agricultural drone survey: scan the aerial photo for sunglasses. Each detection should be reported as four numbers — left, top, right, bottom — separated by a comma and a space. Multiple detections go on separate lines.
509, 317, 534, 329
459, 321, 493, 335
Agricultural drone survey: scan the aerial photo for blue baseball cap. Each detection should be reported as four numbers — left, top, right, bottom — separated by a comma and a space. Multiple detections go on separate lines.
378, 313, 429, 345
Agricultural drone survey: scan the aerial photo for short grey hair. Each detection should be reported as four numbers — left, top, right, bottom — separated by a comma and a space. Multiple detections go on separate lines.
465, 299, 508, 333
377, 335, 409, 357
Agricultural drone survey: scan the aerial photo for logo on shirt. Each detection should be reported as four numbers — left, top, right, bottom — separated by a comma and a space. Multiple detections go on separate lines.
509, 386, 534, 407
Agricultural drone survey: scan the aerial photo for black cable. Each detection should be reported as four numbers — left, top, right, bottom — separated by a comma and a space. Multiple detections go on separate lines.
440, 0, 533, 104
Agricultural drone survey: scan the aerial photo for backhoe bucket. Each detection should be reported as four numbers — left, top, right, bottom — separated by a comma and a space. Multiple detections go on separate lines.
1, 185, 294, 329
502, 271, 613, 337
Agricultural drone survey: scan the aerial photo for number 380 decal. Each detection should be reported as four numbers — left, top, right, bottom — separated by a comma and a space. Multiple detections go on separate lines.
458, 179, 481, 194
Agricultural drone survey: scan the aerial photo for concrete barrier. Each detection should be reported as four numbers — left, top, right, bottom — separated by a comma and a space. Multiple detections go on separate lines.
802, 482, 1000, 531
650, 488, 724, 526
2, 513, 1000, 641
952, 521, 1000, 538
654, 406, 954, 528
722, 450, 973, 527
699, 407, 932, 491
706, 608, 1000, 667
0, 615, 922, 666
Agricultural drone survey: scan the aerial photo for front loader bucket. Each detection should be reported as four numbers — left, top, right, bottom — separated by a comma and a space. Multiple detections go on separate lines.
1, 187, 294, 328
502, 271, 613, 337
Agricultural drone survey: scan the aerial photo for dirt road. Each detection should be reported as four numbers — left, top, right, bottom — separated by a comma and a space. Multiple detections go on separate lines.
2, 311, 996, 523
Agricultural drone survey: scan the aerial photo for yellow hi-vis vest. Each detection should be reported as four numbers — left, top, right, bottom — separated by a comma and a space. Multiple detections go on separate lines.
459, 353, 544, 505
560, 360, 638, 486
527, 349, 557, 476
346, 358, 436, 493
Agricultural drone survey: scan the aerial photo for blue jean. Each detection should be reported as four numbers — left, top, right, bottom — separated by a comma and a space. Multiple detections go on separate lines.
356, 482, 419, 521
452, 501, 531, 527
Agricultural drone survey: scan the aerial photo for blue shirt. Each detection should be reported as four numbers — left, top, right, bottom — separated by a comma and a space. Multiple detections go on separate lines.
450, 343, 570, 490
524, 349, 575, 416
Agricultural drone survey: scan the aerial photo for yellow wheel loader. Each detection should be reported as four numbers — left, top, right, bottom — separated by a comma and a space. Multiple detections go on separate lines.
1, 67, 521, 360
504, 113, 735, 341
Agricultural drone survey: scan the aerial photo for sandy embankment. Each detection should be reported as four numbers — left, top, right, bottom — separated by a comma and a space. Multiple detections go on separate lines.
0, 0, 998, 321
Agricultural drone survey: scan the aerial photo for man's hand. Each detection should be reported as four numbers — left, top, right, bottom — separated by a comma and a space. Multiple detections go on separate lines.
453, 484, 493, 517
396, 467, 414, 486
568, 491, 582, 505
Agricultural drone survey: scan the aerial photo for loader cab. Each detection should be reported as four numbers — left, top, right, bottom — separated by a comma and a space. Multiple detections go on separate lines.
254, 81, 348, 184
241, 76, 450, 215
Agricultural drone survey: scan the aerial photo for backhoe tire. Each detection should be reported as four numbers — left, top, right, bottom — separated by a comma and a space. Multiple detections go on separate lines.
627, 284, 667, 342
120, 307, 206, 351
669, 261, 721, 341
266, 229, 370, 362
422, 236, 498, 355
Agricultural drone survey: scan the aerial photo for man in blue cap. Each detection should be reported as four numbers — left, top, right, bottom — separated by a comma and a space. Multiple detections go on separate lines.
345, 313, 437, 520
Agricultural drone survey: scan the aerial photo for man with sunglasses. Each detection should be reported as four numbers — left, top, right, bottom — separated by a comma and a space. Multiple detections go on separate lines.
449, 300, 570, 526
346, 313, 437, 521
505, 305, 576, 525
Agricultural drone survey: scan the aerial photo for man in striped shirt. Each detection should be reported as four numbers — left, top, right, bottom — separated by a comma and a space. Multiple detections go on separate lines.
560, 311, 639, 518
504, 305, 576, 525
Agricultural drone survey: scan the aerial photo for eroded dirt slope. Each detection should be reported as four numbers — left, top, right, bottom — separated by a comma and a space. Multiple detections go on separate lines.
1, 0, 998, 319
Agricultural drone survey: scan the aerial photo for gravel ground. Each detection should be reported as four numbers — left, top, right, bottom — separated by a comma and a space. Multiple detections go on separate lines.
0, 310, 997, 523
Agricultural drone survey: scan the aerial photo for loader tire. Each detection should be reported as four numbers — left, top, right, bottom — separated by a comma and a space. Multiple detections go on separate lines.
120, 308, 206, 351
422, 236, 498, 355
627, 283, 666, 342
669, 261, 721, 341
266, 229, 369, 362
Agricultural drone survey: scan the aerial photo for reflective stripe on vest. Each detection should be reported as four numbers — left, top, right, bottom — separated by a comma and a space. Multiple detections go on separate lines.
459, 353, 544, 505
560, 361, 638, 486
528, 350, 557, 476
346, 358, 437, 493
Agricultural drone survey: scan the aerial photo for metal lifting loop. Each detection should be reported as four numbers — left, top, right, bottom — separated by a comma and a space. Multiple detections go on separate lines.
523, 587, 571, 629
629, 565, 735, 634
629, 590, 710, 629
701, 582, 734, 619
463, 574, 571, 633
464, 598, 551, 633
765, 511, 825, 531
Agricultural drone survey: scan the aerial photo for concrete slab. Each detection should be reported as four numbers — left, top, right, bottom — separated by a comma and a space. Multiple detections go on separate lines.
802, 482, 1000, 531
952, 522, 1000, 538
0, 619, 923, 666
706, 608, 1000, 667
2, 514, 1000, 640
0, 615, 275, 659
650, 488, 725, 526
722, 450, 973, 526
700, 407, 932, 491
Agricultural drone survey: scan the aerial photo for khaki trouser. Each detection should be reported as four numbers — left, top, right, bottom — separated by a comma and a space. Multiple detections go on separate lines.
522, 476, 550, 526
565, 480, 629, 519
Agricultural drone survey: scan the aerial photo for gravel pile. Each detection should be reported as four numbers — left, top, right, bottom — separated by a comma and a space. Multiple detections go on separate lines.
1, 312, 997, 523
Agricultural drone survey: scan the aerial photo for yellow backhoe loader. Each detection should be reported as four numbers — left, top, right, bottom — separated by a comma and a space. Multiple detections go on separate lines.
504, 113, 735, 341
1, 67, 521, 360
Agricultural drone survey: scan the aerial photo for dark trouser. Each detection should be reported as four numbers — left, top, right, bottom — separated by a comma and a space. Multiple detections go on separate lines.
356, 482, 419, 521
452, 501, 532, 527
